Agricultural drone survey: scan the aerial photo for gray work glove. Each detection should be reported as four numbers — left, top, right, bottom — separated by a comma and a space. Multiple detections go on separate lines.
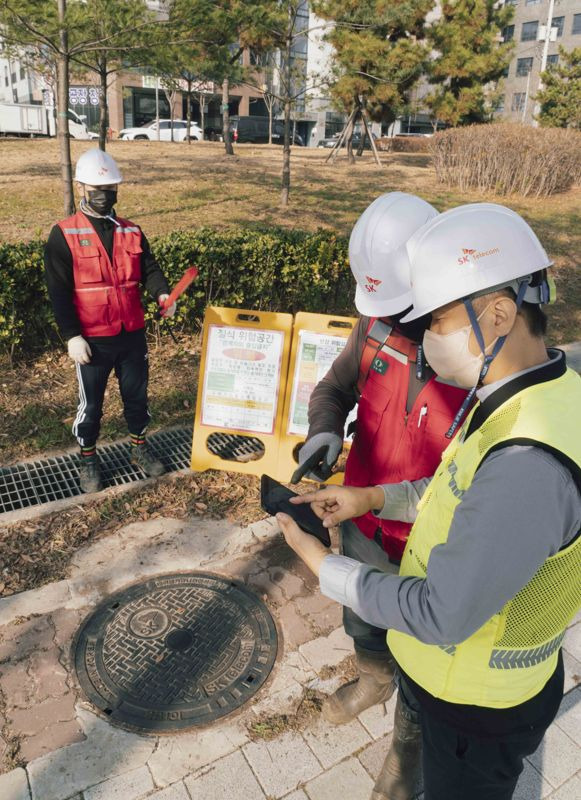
291, 431, 343, 483
67, 335, 92, 365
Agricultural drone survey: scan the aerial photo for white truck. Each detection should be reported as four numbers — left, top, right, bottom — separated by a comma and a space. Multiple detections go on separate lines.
0, 102, 90, 138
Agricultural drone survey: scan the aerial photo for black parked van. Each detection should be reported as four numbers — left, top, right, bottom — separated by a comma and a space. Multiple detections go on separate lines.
229, 116, 304, 145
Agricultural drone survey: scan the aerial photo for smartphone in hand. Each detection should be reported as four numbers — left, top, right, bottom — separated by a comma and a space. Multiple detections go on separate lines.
260, 474, 331, 547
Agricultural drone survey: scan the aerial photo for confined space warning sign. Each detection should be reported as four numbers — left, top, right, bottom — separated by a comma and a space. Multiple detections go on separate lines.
287, 330, 351, 436
201, 325, 285, 434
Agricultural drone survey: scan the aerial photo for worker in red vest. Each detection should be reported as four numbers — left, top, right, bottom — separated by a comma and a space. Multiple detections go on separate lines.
293, 193, 469, 745
44, 148, 176, 493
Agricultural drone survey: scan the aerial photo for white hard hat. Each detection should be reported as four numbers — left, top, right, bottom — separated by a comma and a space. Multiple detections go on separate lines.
349, 192, 438, 317
402, 203, 553, 321
75, 148, 123, 185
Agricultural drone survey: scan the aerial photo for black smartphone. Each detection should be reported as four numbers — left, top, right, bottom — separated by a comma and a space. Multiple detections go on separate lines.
260, 474, 331, 547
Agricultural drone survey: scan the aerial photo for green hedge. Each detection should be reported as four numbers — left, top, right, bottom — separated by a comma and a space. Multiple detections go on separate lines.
0, 228, 353, 357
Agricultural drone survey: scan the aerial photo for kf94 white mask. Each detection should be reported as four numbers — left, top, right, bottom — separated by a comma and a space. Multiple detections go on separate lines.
422, 305, 498, 389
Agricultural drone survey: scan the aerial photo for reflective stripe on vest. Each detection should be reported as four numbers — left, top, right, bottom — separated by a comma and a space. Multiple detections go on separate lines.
489, 631, 565, 670
345, 317, 470, 561
388, 367, 581, 708
62, 227, 94, 234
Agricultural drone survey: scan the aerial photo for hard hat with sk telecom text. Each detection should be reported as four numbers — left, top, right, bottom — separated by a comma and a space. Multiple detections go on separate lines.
401, 203, 553, 322
75, 148, 123, 185
349, 192, 438, 317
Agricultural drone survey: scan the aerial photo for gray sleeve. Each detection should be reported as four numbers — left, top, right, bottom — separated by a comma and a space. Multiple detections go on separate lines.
319, 446, 581, 645
373, 478, 432, 523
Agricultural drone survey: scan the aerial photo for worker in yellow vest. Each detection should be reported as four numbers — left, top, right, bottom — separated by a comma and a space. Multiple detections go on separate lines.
277, 203, 581, 800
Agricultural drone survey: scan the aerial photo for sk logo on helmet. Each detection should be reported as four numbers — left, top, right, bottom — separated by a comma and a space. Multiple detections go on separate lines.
457, 247, 499, 265
365, 275, 382, 293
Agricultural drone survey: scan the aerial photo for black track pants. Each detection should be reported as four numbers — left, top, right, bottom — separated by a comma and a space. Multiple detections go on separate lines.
72, 329, 150, 447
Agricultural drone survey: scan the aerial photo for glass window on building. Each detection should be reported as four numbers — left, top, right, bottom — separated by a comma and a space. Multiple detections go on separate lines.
503, 24, 515, 41
522, 21, 539, 41
495, 95, 505, 112
19, 64, 25, 80
552, 16, 564, 37
511, 92, 526, 112
502, 63, 510, 78
516, 57, 534, 76
505, 0, 517, 5
525, 0, 540, 5
504, 25, 517, 43
572, 14, 581, 35
546, 54, 559, 68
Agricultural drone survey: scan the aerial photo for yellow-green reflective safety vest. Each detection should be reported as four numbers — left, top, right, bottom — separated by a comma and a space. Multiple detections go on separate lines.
388, 366, 581, 708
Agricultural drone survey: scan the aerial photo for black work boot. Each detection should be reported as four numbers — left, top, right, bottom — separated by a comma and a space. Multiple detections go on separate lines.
322, 648, 396, 725
78, 453, 103, 493
130, 442, 166, 477
372, 691, 422, 800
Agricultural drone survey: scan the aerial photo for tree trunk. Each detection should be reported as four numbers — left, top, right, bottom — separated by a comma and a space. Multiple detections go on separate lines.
185, 79, 192, 144
57, 0, 74, 216
356, 113, 366, 158
169, 90, 174, 142
98, 57, 108, 151
222, 78, 233, 155
199, 92, 205, 141
345, 109, 357, 165
281, 12, 292, 206
268, 99, 272, 144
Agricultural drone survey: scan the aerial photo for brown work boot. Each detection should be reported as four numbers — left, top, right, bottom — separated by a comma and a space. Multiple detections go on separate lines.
372, 692, 422, 800
322, 649, 396, 725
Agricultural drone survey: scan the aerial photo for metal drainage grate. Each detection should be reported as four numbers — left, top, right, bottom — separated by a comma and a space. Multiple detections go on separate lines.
0, 428, 268, 515
74, 572, 278, 732
0, 427, 193, 515
206, 431, 265, 462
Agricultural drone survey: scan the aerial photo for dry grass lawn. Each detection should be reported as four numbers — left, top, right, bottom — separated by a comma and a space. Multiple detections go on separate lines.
0, 137, 579, 466
1, 138, 578, 338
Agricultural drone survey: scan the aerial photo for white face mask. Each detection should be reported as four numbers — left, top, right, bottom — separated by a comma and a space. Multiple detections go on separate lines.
423, 304, 498, 389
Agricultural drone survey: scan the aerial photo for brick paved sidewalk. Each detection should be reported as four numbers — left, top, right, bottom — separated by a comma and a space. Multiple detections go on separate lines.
0, 515, 579, 800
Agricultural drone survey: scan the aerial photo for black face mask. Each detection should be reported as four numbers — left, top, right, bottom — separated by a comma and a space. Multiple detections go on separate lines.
87, 189, 117, 216
387, 308, 432, 344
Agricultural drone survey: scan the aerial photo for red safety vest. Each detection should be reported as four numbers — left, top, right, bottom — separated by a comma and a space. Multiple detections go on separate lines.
344, 319, 469, 561
58, 211, 145, 337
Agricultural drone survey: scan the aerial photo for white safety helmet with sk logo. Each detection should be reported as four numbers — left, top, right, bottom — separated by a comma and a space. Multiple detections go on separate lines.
75, 148, 123, 186
349, 192, 438, 317
401, 203, 553, 322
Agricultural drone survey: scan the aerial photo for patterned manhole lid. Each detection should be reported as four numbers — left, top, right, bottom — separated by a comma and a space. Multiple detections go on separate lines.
74, 572, 278, 732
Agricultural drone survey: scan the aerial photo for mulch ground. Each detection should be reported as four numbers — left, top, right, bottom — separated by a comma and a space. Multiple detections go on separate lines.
0, 468, 264, 599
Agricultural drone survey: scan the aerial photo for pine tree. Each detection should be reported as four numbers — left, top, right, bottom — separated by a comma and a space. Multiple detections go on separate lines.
425, 0, 513, 127
0, 0, 164, 212
314, 0, 434, 159
70, 0, 160, 151
536, 47, 581, 129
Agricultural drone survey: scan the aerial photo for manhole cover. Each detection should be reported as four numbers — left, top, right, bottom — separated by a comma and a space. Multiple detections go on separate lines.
74, 573, 278, 732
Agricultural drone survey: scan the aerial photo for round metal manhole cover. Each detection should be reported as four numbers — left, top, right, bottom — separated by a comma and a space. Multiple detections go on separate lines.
74, 573, 278, 732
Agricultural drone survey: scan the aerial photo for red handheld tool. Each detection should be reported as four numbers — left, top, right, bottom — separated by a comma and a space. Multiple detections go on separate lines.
160, 266, 199, 316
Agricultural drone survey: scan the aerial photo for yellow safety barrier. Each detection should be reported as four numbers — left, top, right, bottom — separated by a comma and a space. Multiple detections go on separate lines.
277, 312, 357, 484
191, 306, 293, 479
191, 307, 357, 482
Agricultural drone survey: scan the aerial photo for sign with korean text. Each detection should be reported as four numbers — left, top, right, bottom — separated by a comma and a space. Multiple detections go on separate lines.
201, 324, 285, 434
